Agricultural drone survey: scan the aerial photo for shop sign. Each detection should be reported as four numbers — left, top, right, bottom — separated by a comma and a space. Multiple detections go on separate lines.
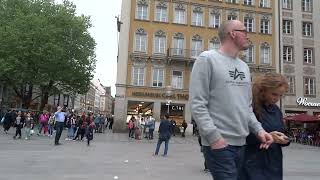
171, 105, 184, 111
132, 91, 189, 100
296, 97, 320, 107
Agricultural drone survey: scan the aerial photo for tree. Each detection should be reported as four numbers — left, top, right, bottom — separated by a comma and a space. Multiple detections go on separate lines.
0, 0, 96, 110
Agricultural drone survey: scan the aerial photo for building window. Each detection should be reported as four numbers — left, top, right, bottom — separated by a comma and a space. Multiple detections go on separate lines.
152, 68, 164, 87
227, 14, 237, 20
155, 2, 168, 22
154, 30, 166, 54
174, 4, 186, 24
302, 22, 312, 37
283, 20, 292, 34
134, 29, 147, 52
209, 38, 220, 50
283, 0, 292, 9
302, 0, 312, 12
209, 11, 220, 28
260, 18, 270, 34
132, 66, 145, 86
260, 0, 269, 8
244, 0, 253, 5
172, 33, 184, 56
260, 43, 270, 64
136, 0, 149, 20
303, 48, 313, 64
191, 35, 202, 57
286, 76, 295, 94
244, 46, 254, 63
54, 95, 60, 106
192, 6, 203, 26
226, 0, 238, 3
63, 95, 69, 106
304, 77, 315, 96
172, 70, 183, 89
283, 46, 293, 62
244, 17, 254, 32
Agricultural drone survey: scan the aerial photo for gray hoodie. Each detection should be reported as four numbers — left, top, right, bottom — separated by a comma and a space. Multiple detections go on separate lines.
190, 50, 263, 146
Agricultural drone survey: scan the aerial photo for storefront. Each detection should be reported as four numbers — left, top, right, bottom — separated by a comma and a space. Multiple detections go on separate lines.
124, 88, 190, 125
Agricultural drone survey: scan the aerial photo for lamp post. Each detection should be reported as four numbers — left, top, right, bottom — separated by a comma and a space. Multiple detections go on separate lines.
165, 86, 173, 115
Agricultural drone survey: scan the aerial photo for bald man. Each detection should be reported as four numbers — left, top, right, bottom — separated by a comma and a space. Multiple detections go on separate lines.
190, 20, 273, 180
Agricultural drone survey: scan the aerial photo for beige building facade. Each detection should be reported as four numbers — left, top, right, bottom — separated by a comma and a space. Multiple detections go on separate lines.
114, 0, 279, 132
280, 0, 320, 117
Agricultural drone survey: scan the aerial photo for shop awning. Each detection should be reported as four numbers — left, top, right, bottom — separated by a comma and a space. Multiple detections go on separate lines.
284, 114, 320, 122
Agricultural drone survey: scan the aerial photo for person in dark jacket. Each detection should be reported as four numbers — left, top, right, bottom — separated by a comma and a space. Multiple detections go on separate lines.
86, 121, 95, 146
154, 114, 172, 156
240, 73, 290, 180
3, 110, 13, 133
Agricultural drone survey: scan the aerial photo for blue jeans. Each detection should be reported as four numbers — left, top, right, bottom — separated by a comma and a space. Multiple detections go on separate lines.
203, 145, 245, 180
155, 138, 169, 155
68, 125, 75, 138
48, 124, 53, 135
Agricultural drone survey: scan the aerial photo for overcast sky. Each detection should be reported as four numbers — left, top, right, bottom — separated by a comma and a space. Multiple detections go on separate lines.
56, 0, 122, 96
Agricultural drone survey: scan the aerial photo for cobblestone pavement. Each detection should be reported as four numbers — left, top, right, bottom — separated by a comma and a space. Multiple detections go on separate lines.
0, 128, 319, 180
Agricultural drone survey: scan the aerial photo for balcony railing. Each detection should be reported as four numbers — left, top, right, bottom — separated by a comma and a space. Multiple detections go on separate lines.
169, 48, 188, 57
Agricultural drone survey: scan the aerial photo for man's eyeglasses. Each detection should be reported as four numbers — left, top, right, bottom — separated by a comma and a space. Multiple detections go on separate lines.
232, 29, 247, 35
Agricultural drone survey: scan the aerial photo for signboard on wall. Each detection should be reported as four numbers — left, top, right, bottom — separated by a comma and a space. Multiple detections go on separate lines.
131, 91, 189, 101
296, 97, 320, 107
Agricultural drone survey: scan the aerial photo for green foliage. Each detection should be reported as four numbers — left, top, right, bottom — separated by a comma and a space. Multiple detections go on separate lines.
0, 0, 96, 107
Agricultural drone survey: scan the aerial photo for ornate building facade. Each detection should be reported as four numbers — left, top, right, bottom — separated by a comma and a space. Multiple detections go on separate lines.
280, 0, 320, 117
114, 0, 279, 132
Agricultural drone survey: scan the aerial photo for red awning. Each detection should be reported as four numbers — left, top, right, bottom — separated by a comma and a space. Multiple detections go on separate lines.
284, 114, 320, 122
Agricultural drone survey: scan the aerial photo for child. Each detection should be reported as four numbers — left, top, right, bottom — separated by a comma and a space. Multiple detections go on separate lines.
86, 121, 95, 146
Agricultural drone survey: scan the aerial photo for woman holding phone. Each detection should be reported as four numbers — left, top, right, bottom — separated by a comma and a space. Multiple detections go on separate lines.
240, 73, 290, 180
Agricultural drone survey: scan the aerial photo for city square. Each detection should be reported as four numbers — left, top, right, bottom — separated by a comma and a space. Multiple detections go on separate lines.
1, 0, 320, 180
0, 129, 319, 180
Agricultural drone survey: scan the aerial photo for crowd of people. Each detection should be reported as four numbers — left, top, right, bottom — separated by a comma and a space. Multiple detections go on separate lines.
0, 106, 113, 146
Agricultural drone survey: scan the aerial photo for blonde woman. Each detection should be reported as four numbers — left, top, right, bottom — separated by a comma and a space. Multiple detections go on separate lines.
240, 73, 290, 180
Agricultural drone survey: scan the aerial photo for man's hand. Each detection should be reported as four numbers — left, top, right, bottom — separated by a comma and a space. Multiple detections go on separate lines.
256, 130, 273, 149
270, 131, 289, 144
211, 138, 228, 150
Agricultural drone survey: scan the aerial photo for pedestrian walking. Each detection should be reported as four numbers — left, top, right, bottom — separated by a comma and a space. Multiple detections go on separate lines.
154, 114, 172, 156
24, 112, 34, 140
38, 111, 49, 136
13, 111, 24, 139
128, 117, 135, 138
86, 121, 95, 146
190, 20, 273, 180
148, 116, 155, 140
47, 113, 55, 137
54, 106, 66, 145
240, 73, 290, 180
3, 110, 13, 133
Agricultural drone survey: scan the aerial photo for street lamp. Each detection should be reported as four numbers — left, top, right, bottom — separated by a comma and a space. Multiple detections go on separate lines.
165, 86, 173, 115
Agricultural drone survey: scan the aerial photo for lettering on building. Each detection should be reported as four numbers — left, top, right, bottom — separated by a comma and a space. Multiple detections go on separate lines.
132, 92, 189, 100
296, 97, 320, 107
